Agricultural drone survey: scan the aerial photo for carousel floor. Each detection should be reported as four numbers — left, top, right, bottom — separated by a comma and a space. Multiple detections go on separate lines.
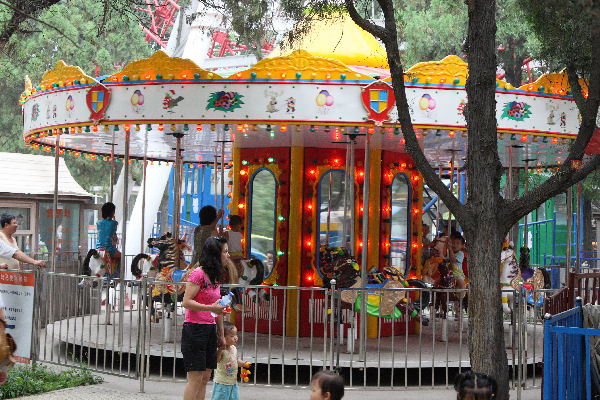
42, 309, 544, 369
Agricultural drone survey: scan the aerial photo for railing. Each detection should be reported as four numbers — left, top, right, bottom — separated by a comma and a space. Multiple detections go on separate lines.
33, 272, 143, 379
29, 272, 559, 390
543, 299, 600, 400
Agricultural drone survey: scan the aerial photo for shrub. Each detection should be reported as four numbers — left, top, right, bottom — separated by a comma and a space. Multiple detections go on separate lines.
0, 364, 102, 399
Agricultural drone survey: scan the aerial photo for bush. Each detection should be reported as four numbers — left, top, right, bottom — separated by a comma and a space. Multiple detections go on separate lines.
0, 364, 102, 399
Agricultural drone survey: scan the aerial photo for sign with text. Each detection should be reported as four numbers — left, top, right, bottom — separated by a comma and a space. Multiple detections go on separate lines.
0, 271, 35, 363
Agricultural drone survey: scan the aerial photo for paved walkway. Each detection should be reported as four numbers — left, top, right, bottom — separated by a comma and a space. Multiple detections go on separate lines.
15, 370, 541, 399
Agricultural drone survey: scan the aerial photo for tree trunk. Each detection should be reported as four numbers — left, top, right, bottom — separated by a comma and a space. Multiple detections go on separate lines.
464, 0, 510, 398
464, 225, 508, 398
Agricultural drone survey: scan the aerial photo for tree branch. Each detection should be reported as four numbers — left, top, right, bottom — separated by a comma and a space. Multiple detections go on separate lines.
0, 0, 75, 47
501, 27, 600, 233
344, 0, 388, 42
345, 0, 468, 227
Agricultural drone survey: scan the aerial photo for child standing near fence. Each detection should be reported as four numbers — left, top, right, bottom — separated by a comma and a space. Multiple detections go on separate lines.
211, 321, 251, 400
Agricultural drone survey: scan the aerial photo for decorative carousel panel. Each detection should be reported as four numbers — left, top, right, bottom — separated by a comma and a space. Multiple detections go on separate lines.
23, 79, 582, 138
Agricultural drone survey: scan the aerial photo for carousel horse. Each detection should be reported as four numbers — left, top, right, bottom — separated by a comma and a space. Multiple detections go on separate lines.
421, 256, 468, 319
500, 243, 551, 318
511, 246, 551, 307
432, 258, 468, 319
130, 232, 185, 279
130, 232, 194, 321
81, 248, 119, 280
237, 258, 270, 305
319, 246, 429, 325
79, 248, 128, 312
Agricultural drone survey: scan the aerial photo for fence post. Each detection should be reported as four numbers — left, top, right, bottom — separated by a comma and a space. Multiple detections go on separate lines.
543, 313, 552, 400
139, 277, 147, 393
330, 279, 336, 371
517, 281, 524, 399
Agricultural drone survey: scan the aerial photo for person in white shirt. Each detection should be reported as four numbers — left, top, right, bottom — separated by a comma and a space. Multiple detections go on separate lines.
0, 215, 20, 270
0, 239, 45, 271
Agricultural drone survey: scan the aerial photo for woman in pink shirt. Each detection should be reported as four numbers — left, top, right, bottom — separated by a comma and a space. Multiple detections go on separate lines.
182, 236, 229, 400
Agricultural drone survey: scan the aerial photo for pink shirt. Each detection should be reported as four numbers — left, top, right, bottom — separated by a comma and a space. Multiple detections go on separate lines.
184, 268, 221, 325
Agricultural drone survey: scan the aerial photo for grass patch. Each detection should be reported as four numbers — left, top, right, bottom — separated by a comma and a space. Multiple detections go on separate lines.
0, 364, 102, 399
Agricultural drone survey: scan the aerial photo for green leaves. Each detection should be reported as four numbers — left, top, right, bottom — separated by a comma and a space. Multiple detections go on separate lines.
0, 364, 102, 399
1, 0, 152, 195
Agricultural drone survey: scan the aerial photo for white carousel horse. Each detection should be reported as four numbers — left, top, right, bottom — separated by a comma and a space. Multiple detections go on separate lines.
81, 248, 119, 279
237, 258, 270, 305
79, 249, 131, 312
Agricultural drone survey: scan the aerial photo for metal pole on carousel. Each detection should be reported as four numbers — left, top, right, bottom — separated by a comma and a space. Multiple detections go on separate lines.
173, 133, 183, 264
141, 132, 148, 253
359, 129, 371, 361
326, 169, 333, 246
119, 127, 130, 346
523, 159, 529, 249
508, 146, 513, 244
220, 129, 226, 231
110, 132, 116, 203
214, 144, 218, 209
341, 140, 350, 251
436, 165, 441, 234
349, 138, 356, 255
51, 131, 60, 272
576, 181, 582, 273
448, 154, 454, 237
566, 186, 572, 280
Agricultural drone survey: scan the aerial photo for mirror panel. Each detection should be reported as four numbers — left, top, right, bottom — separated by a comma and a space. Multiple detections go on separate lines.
249, 169, 277, 277
390, 174, 410, 276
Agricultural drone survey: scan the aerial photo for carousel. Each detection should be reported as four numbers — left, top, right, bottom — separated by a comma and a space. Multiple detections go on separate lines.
20, 14, 586, 370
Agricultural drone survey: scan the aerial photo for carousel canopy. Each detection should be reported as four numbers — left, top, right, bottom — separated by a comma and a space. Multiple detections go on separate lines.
20, 44, 593, 169
267, 13, 390, 70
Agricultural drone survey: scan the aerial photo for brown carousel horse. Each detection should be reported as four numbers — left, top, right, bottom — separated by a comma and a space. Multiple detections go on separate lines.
422, 256, 468, 319
319, 246, 429, 324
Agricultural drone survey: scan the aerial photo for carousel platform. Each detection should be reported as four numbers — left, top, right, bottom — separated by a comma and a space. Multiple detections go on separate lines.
43, 310, 543, 370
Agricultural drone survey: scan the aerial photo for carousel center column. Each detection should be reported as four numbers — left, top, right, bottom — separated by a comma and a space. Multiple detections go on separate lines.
285, 144, 304, 337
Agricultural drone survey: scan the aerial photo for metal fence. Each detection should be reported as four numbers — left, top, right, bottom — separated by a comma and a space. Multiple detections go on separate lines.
30, 272, 555, 391
543, 299, 600, 399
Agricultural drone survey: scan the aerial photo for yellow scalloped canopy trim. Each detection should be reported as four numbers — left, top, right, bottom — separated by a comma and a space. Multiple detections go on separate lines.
268, 13, 389, 69
109, 50, 223, 81
39, 60, 96, 87
384, 55, 515, 88
237, 49, 373, 81
517, 70, 588, 95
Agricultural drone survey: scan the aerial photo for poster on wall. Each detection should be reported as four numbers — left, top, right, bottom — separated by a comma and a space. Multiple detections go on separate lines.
0, 271, 35, 363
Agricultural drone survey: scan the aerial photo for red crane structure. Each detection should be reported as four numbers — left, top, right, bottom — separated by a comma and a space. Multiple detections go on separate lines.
136, 0, 276, 58
136, 0, 180, 48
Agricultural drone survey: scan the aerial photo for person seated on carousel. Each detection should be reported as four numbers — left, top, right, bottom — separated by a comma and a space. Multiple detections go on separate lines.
191, 205, 224, 267
421, 222, 432, 265
222, 215, 247, 312
447, 231, 467, 299
430, 221, 449, 258
222, 215, 243, 275
96, 202, 121, 274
